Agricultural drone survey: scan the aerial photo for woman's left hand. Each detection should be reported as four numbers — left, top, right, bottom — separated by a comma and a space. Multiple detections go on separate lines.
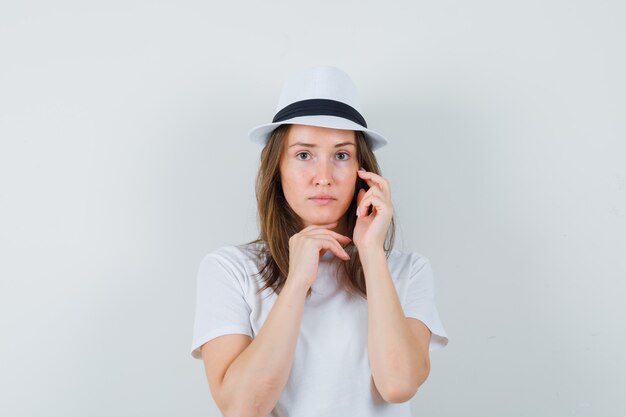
352, 168, 394, 251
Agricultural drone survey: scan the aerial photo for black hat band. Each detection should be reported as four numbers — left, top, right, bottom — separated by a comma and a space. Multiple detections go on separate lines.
272, 98, 367, 128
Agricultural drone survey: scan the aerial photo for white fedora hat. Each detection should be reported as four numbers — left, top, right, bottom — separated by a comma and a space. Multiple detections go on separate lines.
248, 66, 389, 151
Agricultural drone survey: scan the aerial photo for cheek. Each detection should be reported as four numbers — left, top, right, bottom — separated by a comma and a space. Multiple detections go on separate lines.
335, 160, 357, 175
338, 170, 357, 195
280, 166, 305, 197
337, 163, 357, 180
283, 161, 316, 183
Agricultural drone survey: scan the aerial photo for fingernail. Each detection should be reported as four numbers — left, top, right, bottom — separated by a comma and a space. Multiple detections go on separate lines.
359, 167, 365, 172
356, 207, 360, 217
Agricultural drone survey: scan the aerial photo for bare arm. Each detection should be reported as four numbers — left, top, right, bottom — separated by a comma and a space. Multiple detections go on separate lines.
361, 248, 431, 403
215, 280, 308, 417
205, 223, 349, 417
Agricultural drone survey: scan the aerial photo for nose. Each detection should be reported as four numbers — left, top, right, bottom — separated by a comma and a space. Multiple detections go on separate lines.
315, 159, 332, 186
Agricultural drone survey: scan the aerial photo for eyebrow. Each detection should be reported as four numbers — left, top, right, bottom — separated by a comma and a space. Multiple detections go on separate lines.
288, 141, 356, 148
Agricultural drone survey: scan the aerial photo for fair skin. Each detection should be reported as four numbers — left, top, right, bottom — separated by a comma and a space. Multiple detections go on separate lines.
279, 124, 357, 236
279, 124, 433, 402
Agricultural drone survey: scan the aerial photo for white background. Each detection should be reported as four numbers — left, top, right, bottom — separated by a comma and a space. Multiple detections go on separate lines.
1, 1, 625, 416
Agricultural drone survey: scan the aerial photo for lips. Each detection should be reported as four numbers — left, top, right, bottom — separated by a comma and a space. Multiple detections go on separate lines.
309, 195, 336, 205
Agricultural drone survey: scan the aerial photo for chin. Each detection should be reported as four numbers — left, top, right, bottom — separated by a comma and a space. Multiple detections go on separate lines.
308, 214, 345, 226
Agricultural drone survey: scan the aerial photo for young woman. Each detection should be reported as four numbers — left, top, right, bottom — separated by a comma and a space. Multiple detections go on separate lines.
191, 66, 448, 417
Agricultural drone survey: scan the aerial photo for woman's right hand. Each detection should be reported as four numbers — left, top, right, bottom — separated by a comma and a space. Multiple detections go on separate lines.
287, 222, 352, 291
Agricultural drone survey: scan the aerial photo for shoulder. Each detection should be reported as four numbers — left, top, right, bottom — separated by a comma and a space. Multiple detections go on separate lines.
201, 241, 265, 265
387, 248, 431, 271
386, 249, 437, 298
197, 241, 267, 282
196, 242, 267, 291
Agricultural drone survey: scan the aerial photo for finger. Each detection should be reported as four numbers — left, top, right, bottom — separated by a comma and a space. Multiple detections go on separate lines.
357, 169, 387, 185
359, 186, 384, 201
300, 222, 349, 237
357, 195, 389, 217
356, 188, 366, 208
356, 188, 385, 216
316, 236, 351, 259
307, 230, 352, 244
357, 170, 390, 197
329, 240, 350, 259
293, 223, 339, 243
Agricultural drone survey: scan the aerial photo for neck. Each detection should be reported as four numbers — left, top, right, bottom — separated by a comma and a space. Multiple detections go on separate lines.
332, 216, 349, 237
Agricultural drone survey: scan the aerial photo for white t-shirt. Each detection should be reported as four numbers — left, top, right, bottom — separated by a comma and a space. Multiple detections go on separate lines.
191, 242, 448, 416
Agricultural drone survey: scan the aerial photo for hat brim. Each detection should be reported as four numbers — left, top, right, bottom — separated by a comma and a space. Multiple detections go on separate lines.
247, 115, 389, 151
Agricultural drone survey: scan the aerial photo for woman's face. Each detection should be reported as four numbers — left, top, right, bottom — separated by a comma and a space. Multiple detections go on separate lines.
279, 124, 359, 229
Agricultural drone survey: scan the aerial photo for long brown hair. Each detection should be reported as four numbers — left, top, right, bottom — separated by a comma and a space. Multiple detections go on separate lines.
245, 124, 395, 299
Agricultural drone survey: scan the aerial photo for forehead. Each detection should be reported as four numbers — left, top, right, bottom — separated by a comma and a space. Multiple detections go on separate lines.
285, 124, 356, 147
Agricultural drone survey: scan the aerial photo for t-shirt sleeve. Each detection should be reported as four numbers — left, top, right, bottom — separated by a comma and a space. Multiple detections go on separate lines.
403, 254, 449, 351
190, 251, 254, 360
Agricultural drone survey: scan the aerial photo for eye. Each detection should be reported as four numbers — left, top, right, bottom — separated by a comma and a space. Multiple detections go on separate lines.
296, 152, 311, 161
336, 152, 350, 161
